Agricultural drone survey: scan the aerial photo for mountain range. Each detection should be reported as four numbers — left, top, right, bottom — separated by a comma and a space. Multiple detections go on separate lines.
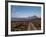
11, 16, 41, 21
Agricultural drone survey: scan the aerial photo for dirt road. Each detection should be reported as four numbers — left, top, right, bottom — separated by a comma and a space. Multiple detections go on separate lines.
27, 22, 37, 30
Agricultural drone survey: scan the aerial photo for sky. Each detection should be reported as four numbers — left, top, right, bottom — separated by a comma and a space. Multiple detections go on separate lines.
11, 5, 41, 18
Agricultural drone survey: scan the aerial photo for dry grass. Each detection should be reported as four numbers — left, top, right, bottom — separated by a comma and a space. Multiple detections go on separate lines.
11, 18, 41, 31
